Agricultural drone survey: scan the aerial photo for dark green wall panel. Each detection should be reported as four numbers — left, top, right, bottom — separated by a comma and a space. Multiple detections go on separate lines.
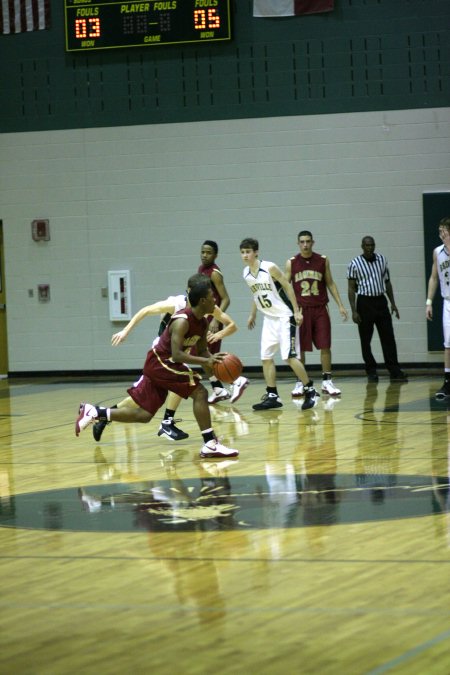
0, 0, 449, 132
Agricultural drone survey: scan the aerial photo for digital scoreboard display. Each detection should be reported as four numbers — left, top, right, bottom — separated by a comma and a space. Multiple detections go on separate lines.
64, 0, 232, 52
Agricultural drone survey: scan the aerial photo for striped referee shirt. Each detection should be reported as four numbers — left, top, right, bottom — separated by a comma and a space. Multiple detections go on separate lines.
347, 253, 390, 296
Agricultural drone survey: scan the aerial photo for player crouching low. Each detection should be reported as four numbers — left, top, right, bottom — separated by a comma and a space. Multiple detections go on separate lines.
75, 280, 238, 459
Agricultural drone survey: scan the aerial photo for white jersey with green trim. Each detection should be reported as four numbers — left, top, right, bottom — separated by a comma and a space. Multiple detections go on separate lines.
243, 260, 292, 318
436, 244, 450, 300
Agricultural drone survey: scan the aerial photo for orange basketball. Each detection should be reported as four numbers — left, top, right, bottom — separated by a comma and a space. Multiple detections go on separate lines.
213, 353, 243, 384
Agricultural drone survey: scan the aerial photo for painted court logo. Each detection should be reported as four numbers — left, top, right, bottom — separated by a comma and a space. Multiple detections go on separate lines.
0, 473, 448, 533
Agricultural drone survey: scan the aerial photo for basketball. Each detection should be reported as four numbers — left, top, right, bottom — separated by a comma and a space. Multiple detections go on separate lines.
213, 353, 243, 384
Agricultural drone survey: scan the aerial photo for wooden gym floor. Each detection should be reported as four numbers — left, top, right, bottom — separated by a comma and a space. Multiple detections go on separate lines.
0, 374, 449, 674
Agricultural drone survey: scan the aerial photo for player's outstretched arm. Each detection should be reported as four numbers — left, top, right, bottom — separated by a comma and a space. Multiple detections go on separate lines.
207, 306, 237, 343
111, 298, 176, 346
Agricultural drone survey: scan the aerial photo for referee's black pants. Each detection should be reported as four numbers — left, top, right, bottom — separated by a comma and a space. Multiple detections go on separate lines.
356, 294, 401, 376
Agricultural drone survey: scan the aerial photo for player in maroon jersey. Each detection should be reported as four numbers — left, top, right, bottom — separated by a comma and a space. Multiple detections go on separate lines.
198, 240, 248, 404
75, 280, 239, 459
286, 231, 348, 397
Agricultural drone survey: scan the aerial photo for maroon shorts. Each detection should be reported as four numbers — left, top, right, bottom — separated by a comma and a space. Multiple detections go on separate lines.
298, 305, 331, 352
127, 351, 202, 415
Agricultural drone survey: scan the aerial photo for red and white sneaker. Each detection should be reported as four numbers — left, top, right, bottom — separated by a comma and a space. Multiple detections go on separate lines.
75, 403, 98, 436
291, 381, 304, 397
321, 379, 341, 396
200, 439, 239, 458
208, 387, 231, 404
230, 376, 249, 404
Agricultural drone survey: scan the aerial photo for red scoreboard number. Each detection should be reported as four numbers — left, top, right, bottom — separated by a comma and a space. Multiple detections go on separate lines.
73, 11, 220, 42
193, 9, 220, 30
75, 17, 101, 40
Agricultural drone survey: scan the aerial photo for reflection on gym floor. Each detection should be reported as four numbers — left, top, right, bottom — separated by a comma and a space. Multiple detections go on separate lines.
0, 376, 449, 674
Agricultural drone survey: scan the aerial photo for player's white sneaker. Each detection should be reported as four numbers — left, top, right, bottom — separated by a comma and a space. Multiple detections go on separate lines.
321, 379, 341, 396
208, 387, 231, 404
200, 439, 239, 458
230, 376, 249, 404
291, 381, 304, 397
75, 403, 98, 436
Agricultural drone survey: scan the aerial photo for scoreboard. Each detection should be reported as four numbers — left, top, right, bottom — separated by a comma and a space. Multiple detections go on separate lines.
64, 0, 232, 52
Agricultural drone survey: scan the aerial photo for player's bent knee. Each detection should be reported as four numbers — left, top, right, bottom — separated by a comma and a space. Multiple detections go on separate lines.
136, 409, 153, 423
191, 384, 208, 402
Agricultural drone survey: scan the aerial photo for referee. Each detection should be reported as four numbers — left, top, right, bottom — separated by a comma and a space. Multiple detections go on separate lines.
347, 236, 408, 383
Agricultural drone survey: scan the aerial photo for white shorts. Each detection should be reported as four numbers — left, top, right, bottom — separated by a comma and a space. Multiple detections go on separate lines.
260, 314, 295, 361
443, 299, 450, 348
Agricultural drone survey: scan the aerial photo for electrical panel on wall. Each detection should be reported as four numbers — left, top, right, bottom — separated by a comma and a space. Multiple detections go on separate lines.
31, 219, 50, 241
108, 270, 131, 321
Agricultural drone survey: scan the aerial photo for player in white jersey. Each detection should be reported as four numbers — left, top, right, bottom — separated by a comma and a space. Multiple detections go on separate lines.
426, 217, 450, 398
240, 237, 318, 411
93, 274, 239, 442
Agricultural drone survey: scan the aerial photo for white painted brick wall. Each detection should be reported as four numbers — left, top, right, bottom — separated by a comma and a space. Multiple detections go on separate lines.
1, 107, 449, 372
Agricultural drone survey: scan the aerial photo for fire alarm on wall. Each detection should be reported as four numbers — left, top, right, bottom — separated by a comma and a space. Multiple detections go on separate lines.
31, 219, 50, 242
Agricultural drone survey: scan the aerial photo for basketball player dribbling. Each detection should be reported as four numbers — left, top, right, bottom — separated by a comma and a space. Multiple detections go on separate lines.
91, 274, 239, 444
75, 280, 239, 459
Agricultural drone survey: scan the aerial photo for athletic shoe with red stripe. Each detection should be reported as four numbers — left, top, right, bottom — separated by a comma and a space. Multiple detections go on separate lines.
75, 403, 98, 436
230, 376, 249, 404
200, 439, 239, 458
